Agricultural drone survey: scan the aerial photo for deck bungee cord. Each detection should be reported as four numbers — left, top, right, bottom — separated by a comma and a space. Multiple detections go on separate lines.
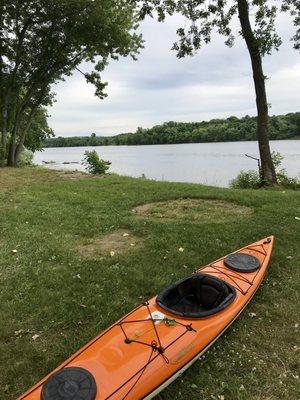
199, 239, 271, 295
108, 302, 197, 399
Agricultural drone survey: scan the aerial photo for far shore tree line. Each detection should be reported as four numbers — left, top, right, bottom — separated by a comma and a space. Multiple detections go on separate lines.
43, 112, 300, 148
1, 0, 299, 186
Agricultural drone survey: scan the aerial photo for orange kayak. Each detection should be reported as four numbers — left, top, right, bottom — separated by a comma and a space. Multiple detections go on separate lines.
19, 236, 274, 400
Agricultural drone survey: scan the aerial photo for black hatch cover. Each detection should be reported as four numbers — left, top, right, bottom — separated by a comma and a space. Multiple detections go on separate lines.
41, 367, 97, 400
224, 252, 260, 273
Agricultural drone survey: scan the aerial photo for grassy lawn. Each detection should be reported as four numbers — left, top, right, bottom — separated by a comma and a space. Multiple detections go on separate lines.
0, 168, 299, 400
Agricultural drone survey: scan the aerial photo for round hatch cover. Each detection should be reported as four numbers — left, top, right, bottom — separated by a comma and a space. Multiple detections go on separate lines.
224, 252, 260, 273
41, 367, 96, 400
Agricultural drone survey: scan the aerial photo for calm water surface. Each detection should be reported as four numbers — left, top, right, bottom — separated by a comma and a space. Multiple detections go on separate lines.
34, 141, 300, 187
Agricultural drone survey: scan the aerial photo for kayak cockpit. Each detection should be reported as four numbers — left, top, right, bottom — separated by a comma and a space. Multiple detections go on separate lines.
156, 273, 236, 318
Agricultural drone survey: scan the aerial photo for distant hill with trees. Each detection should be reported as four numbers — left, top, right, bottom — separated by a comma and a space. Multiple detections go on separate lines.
44, 112, 300, 148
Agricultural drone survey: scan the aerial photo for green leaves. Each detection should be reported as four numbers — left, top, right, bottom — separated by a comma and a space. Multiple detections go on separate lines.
82, 150, 111, 175
24, 107, 54, 152
164, 318, 177, 326
137, 0, 298, 56
84, 71, 108, 100
281, 0, 300, 50
1, 0, 143, 165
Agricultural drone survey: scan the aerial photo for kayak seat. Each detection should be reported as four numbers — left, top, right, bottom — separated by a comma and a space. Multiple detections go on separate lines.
156, 273, 236, 318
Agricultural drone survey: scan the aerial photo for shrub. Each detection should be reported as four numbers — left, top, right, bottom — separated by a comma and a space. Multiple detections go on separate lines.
82, 150, 111, 175
271, 151, 300, 189
230, 151, 299, 190
229, 170, 261, 189
271, 151, 284, 171
17, 148, 34, 167
276, 172, 300, 189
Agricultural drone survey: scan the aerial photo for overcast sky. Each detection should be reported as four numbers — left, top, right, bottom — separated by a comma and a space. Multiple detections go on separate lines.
48, 13, 300, 137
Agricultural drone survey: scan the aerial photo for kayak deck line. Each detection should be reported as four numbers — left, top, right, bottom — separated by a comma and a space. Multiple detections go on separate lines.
105, 303, 198, 400
198, 239, 271, 294
18, 236, 274, 400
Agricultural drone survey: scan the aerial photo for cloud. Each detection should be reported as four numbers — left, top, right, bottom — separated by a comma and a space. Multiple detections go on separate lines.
48, 13, 300, 137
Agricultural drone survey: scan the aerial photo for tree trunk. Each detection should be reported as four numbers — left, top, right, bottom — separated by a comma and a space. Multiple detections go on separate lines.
0, 100, 8, 167
7, 93, 32, 166
7, 143, 16, 166
237, 0, 277, 185
14, 107, 38, 163
7, 111, 21, 166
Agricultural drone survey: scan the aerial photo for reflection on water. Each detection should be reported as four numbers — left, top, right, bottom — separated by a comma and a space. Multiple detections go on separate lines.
34, 140, 300, 188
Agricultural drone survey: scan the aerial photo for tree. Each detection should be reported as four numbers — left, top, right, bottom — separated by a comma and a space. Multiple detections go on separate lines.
89, 132, 98, 146
24, 107, 54, 152
0, 0, 142, 166
137, 0, 300, 185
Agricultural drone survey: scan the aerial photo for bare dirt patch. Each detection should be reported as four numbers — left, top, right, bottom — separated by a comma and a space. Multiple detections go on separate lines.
77, 229, 143, 258
132, 198, 252, 223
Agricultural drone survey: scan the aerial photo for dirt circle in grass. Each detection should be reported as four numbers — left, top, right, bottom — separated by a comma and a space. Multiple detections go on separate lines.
77, 229, 143, 258
132, 198, 252, 223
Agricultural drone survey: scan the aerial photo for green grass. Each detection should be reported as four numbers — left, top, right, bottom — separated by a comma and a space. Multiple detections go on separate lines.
0, 168, 299, 400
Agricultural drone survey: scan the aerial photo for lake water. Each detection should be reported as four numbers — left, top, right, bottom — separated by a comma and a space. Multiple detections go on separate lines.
34, 140, 300, 187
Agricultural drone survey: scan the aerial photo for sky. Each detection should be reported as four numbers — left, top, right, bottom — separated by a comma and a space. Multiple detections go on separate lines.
48, 12, 300, 137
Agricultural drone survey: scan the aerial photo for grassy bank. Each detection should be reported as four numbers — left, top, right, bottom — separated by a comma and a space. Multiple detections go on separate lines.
0, 168, 299, 399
